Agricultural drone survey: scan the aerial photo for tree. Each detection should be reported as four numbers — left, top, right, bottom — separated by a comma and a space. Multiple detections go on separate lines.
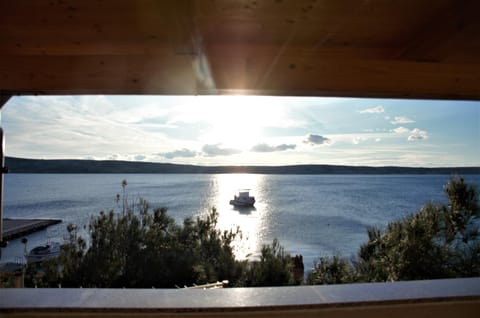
312, 176, 480, 284
27, 176, 478, 288
26, 183, 246, 288
242, 238, 295, 286
356, 202, 452, 281
307, 176, 479, 285
307, 255, 355, 285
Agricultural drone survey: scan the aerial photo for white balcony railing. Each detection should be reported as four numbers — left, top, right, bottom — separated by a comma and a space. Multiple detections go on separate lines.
0, 277, 479, 317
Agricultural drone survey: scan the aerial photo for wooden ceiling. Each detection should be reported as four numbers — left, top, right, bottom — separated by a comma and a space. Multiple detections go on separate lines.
0, 0, 479, 100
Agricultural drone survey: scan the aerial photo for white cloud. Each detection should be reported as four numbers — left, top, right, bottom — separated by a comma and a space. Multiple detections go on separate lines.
352, 137, 366, 145
359, 106, 384, 114
391, 116, 415, 124
251, 143, 296, 152
161, 148, 198, 159
303, 134, 332, 146
4, 95, 476, 167
408, 128, 429, 141
392, 126, 411, 134
3, 96, 170, 159
202, 144, 241, 157
352, 136, 383, 144
391, 126, 429, 141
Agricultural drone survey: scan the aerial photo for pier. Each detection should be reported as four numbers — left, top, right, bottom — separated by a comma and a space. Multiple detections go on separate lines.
2, 218, 62, 241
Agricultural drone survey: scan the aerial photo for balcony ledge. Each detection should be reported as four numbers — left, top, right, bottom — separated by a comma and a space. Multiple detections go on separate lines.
0, 278, 479, 317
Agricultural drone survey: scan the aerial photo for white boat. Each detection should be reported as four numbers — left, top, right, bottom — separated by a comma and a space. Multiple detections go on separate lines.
229, 190, 255, 207
27, 242, 61, 263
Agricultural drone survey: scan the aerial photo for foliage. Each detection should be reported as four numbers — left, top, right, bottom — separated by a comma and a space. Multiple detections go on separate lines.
241, 238, 295, 286
307, 176, 480, 285
27, 183, 246, 288
306, 255, 355, 285
357, 176, 480, 281
26, 176, 478, 288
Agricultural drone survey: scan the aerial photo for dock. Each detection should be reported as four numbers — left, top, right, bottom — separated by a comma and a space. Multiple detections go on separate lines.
2, 218, 62, 241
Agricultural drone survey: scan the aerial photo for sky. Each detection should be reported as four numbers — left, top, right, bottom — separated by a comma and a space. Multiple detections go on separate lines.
1, 95, 479, 167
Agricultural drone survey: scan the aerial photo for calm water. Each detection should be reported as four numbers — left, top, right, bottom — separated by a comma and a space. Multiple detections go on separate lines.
2, 174, 479, 269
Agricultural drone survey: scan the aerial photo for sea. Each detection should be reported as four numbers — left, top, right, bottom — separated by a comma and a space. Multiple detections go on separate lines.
2, 173, 479, 270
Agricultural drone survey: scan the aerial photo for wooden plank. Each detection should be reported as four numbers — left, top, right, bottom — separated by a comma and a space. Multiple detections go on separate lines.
0, 54, 478, 99
1, 0, 470, 56
0, 0, 479, 99
0, 0, 188, 55
2, 218, 62, 241
250, 56, 480, 99
0, 55, 197, 95
393, 0, 480, 62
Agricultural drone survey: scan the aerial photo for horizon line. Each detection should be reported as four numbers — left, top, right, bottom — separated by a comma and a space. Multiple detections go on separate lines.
6, 156, 480, 170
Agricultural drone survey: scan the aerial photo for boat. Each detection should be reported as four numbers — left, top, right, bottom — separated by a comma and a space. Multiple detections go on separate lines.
27, 241, 61, 263
229, 190, 255, 207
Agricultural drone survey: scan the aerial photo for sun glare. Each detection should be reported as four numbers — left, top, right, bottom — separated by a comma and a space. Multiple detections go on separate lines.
198, 96, 274, 150
212, 174, 266, 260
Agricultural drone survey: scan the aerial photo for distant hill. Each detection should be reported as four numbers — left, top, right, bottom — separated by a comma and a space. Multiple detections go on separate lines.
4, 157, 480, 175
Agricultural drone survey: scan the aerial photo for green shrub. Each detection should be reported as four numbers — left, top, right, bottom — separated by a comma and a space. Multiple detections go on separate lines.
307, 176, 480, 285
307, 255, 355, 285
242, 238, 295, 286
28, 184, 245, 288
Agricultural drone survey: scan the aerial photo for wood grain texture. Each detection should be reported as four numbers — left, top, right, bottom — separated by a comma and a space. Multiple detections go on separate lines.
0, 0, 479, 99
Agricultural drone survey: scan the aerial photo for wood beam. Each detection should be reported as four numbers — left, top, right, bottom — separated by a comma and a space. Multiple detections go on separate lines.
393, 0, 480, 62
0, 55, 478, 100
0, 55, 197, 95
0, 0, 479, 100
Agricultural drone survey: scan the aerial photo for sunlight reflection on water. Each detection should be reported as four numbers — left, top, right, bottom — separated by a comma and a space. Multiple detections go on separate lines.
209, 174, 269, 260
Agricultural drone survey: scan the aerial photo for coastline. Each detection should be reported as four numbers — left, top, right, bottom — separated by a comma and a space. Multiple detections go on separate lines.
5, 157, 480, 175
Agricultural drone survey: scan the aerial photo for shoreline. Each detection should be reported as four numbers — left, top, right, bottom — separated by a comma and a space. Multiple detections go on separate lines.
5, 157, 480, 175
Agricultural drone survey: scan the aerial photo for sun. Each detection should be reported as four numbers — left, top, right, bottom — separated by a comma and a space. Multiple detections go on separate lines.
198, 95, 269, 150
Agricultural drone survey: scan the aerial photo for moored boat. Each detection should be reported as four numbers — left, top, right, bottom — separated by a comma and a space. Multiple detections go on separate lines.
27, 242, 61, 263
229, 190, 255, 207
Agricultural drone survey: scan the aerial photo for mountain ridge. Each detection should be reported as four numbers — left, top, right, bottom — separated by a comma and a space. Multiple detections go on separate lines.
4, 157, 480, 175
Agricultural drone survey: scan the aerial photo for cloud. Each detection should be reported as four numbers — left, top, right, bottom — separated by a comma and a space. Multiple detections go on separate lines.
359, 106, 384, 114
251, 143, 296, 152
134, 154, 146, 161
408, 128, 429, 141
303, 134, 332, 146
352, 136, 382, 144
391, 126, 428, 141
352, 137, 367, 145
392, 126, 411, 134
275, 144, 297, 151
161, 148, 198, 159
391, 116, 415, 124
202, 144, 241, 157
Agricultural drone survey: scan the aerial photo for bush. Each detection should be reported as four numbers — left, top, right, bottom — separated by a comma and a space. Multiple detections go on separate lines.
307, 255, 355, 285
28, 176, 478, 287
241, 238, 295, 286
308, 176, 480, 285
28, 188, 245, 288
357, 176, 479, 281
